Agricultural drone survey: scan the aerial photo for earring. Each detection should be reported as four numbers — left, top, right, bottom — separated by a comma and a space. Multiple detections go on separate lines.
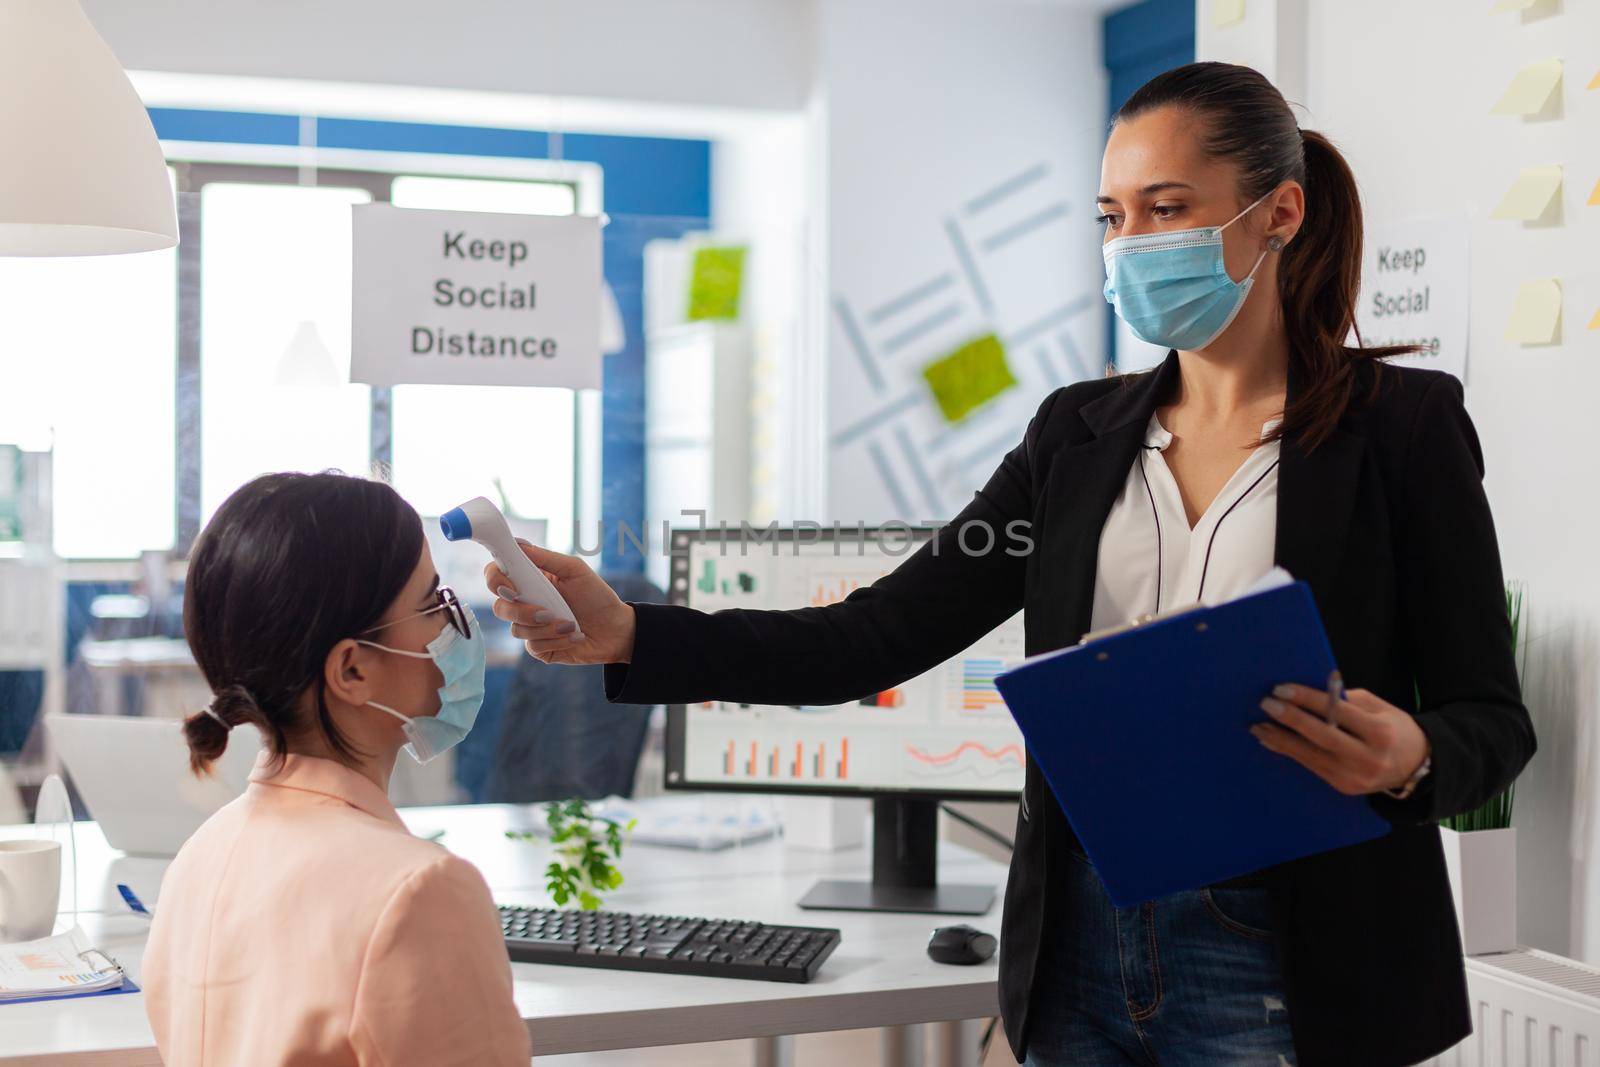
1267, 235, 1285, 251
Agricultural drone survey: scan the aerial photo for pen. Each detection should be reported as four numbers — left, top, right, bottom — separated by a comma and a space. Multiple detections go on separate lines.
116, 883, 153, 920
1325, 670, 1345, 731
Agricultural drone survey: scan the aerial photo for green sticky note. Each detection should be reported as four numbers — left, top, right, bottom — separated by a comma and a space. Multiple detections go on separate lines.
687, 245, 746, 321
921, 333, 1017, 423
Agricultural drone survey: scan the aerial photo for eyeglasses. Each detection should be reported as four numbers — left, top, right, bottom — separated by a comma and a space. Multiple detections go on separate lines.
432, 586, 472, 640
363, 585, 472, 640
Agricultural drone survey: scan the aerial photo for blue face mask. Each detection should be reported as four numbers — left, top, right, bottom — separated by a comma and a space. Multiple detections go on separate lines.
358, 602, 486, 765
1101, 191, 1275, 352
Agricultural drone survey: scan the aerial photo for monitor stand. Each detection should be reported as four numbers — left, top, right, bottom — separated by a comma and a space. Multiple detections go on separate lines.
797, 797, 997, 915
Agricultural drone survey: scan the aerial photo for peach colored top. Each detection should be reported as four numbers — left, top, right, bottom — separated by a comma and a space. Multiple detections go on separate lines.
143, 753, 530, 1066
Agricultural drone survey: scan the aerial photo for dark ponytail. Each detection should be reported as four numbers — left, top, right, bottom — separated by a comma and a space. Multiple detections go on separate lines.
182, 472, 425, 776
182, 684, 281, 776
1115, 62, 1420, 449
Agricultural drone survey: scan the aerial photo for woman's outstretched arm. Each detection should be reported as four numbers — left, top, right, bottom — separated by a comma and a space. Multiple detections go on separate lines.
488, 390, 1064, 709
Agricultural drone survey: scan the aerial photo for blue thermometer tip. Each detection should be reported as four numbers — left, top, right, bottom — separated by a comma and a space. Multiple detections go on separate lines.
439, 507, 472, 543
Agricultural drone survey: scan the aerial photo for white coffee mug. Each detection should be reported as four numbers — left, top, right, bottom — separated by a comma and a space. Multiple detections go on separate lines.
0, 840, 61, 942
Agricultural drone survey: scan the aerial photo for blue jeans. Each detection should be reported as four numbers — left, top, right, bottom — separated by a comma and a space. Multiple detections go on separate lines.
1023, 848, 1296, 1066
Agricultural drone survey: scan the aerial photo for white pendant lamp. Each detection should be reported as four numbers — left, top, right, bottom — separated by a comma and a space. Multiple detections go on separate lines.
0, 0, 178, 256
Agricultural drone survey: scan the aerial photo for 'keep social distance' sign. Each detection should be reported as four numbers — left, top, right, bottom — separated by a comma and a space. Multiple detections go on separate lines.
1351, 215, 1469, 382
351, 204, 601, 389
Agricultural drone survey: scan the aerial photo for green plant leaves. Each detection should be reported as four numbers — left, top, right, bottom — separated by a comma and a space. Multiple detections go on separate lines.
508, 799, 633, 911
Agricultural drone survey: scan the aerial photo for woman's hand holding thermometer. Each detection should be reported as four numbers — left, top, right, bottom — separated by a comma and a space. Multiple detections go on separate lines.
444, 498, 635, 665
442, 497, 583, 636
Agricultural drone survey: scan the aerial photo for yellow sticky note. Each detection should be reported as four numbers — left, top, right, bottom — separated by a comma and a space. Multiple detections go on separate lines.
1489, 0, 1538, 12
1490, 59, 1562, 116
1589, 307, 1600, 331
1589, 178, 1600, 207
1589, 70, 1600, 90
922, 333, 1017, 424
1211, 0, 1245, 27
1505, 279, 1562, 344
1491, 165, 1562, 221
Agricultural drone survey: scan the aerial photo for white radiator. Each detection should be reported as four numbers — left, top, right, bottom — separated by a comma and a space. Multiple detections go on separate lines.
1424, 950, 1600, 1066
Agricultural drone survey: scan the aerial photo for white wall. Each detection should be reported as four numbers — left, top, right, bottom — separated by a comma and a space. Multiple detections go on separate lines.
711, 116, 819, 522
83, 0, 814, 112
820, 0, 1109, 522
1206, 0, 1600, 961
1195, 0, 1306, 105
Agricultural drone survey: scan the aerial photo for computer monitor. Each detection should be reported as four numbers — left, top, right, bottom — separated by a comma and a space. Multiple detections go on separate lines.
663, 525, 1025, 914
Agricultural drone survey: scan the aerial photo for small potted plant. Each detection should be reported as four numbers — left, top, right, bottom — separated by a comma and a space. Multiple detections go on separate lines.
508, 799, 635, 911
1438, 582, 1525, 956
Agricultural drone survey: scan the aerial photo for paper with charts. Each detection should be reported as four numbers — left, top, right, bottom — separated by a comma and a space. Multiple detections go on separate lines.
0, 926, 124, 1000
680, 538, 1026, 794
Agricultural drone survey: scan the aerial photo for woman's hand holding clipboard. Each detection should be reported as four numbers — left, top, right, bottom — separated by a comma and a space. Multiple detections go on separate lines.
1253, 671, 1433, 801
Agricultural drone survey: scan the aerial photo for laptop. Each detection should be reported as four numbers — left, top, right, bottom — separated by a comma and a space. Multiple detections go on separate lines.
46, 714, 261, 857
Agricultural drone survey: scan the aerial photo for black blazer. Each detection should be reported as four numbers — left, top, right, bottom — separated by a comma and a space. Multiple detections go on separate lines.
605, 351, 1535, 1066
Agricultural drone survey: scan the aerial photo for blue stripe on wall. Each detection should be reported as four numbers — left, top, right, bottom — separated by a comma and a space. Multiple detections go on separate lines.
148, 107, 301, 146
309, 121, 713, 220
563, 134, 711, 220
315, 118, 552, 160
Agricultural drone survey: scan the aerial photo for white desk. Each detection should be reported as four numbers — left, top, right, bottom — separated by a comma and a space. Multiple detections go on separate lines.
1, 803, 1006, 1066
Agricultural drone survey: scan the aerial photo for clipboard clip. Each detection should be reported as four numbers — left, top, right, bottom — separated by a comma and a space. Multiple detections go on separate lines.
78, 947, 124, 976
1077, 603, 1207, 648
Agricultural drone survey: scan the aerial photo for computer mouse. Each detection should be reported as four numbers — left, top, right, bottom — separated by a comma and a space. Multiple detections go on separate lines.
926, 924, 997, 965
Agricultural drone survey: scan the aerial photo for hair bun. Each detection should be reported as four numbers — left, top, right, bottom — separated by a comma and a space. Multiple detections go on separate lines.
183, 684, 262, 773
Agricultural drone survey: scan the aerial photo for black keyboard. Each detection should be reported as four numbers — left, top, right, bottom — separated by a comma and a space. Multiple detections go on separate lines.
499, 905, 841, 983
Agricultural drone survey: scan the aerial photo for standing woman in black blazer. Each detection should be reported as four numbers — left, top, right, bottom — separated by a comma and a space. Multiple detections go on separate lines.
489, 63, 1534, 1066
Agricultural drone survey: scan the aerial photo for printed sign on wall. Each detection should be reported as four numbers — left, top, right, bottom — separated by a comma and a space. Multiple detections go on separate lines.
351, 204, 601, 389
1353, 216, 1470, 381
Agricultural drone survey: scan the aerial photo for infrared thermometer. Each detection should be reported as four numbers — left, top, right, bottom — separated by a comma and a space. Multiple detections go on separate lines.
439, 497, 582, 638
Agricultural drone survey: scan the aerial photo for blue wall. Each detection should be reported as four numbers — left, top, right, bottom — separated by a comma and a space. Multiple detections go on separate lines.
1101, 0, 1195, 368
1103, 0, 1196, 119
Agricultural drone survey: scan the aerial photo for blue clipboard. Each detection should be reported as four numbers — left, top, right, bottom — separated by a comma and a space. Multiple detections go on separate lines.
2, 976, 139, 1006
994, 580, 1391, 906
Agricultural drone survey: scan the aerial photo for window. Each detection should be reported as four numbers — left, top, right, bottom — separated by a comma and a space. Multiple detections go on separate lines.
388, 175, 580, 550
199, 182, 374, 522
0, 236, 177, 559
0, 148, 592, 561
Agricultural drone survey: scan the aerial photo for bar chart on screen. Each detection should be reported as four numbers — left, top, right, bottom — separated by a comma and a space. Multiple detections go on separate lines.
715, 736, 858, 782
948, 656, 1009, 715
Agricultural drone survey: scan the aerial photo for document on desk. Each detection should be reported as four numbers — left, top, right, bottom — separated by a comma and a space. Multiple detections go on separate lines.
995, 571, 1391, 906
0, 926, 136, 1004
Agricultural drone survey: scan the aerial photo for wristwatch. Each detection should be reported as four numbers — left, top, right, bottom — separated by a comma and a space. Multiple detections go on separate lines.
1384, 755, 1432, 801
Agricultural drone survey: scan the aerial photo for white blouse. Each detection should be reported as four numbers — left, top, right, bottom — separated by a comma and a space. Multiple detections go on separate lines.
1090, 413, 1281, 633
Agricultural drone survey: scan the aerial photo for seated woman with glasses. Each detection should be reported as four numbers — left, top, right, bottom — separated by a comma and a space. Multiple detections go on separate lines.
143, 472, 529, 1067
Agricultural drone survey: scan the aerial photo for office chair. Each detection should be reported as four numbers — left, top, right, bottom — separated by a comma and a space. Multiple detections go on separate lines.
481, 572, 666, 803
